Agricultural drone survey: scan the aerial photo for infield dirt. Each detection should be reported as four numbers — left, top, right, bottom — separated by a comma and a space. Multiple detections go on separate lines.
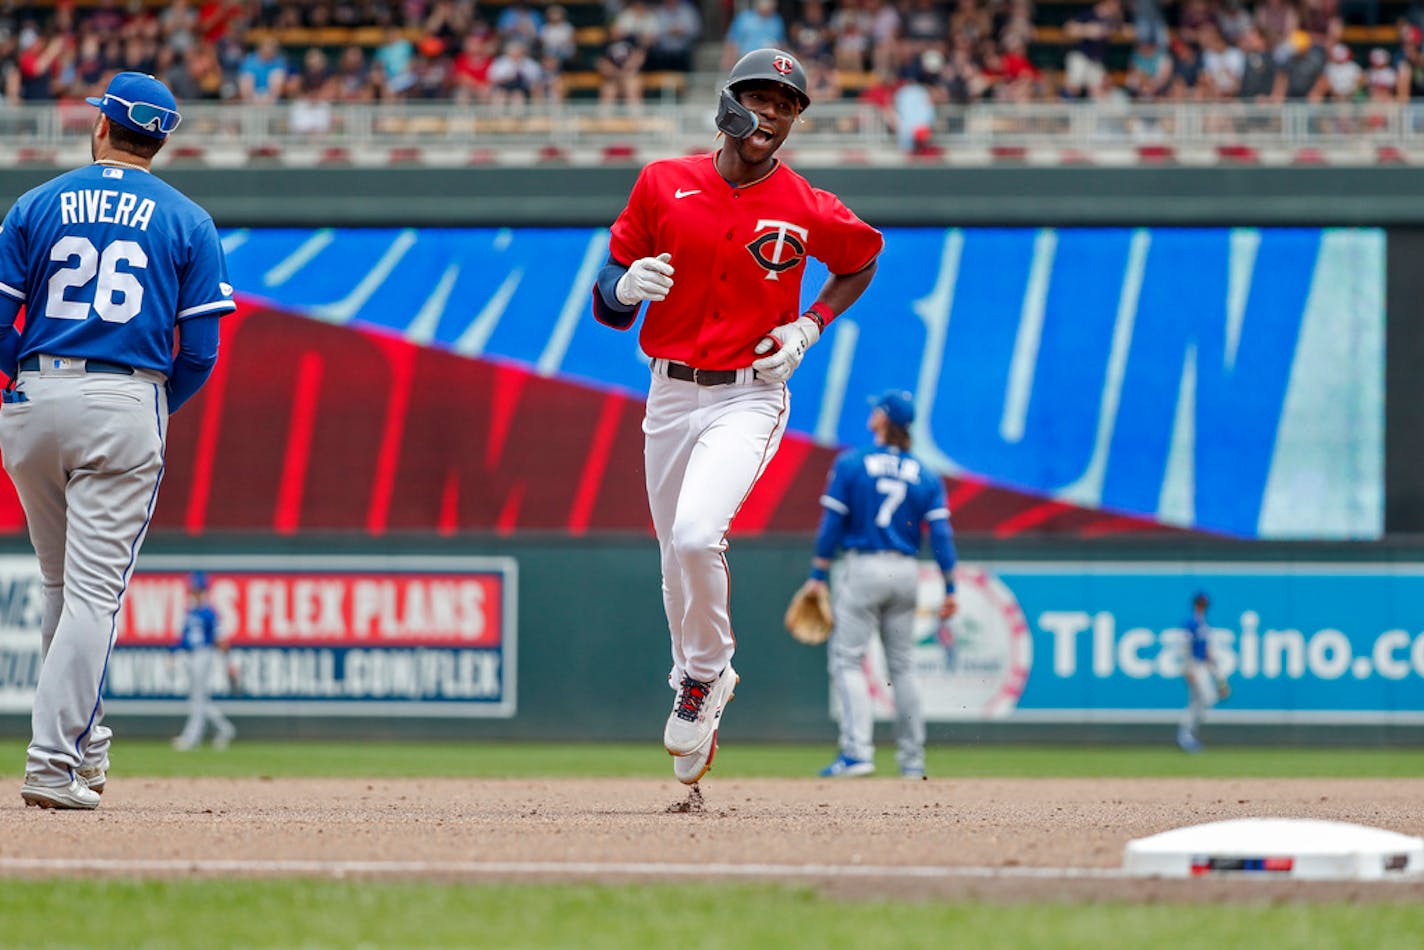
2, 777, 1422, 902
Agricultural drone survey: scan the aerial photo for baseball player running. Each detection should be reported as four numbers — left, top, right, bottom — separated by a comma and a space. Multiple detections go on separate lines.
801, 390, 958, 779
1178, 591, 1226, 753
0, 72, 235, 809
171, 571, 237, 751
592, 48, 882, 785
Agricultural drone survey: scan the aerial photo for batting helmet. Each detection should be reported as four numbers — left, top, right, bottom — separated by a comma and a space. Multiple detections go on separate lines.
716, 48, 810, 139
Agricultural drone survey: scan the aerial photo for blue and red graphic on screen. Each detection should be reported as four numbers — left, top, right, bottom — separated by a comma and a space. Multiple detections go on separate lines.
0, 226, 1383, 538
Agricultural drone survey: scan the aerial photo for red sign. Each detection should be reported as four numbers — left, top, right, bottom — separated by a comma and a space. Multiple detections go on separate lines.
116, 572, 506, 647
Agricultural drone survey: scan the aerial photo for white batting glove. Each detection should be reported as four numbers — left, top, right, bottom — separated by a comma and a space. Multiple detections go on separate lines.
615, 252, 674, 305
751, 315, 821, 383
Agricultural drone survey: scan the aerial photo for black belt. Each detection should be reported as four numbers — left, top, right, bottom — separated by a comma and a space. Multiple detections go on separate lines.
665, 362, 744, 386
19, 355, 134, 375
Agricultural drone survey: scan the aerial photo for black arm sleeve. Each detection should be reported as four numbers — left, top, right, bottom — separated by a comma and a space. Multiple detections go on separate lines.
592, 255, 639, 330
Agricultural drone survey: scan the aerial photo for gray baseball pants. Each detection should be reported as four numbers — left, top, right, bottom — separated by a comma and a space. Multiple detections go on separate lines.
176, 647, 235, 748
827, 551, 924, 773
0, 362, 167, 784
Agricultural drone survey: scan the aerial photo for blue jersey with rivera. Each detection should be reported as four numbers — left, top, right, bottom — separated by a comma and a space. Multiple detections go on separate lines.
815, 445, 958, 589
0, 163, 235, 373
177, 604, 221, 651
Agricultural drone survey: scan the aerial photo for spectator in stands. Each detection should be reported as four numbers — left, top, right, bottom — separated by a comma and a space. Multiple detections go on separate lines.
1169, 35, 1204, 99
615, 0, 661, 50
1237, 26, 1278, 100
168, 41, 224, 101
804, 54, 843, 100
1132, 0, 1168, 49
160, 0, 200, 56
335, 44, 376, 101
1366, 47, 1396, 101
942, 41, 991, 103
1254, 0, 1299, 63
597, 21, 646, 113
496, 2, 544, 47
1389, 28, 1424, 100
1176, 0, 1216, 48
452, 27, 495, 102
1061, 0, 1121, 100
790, 0, 837, 65
1201, 23, 1245, 98
832, 8, 874, 72
996, 34, 1044, 101
1273, 30, 1326, 99
723, 0, 787, 69
538, 6, 577, 70
375, 25, 417, 95
997, 0, 1038, 49
1216, 0, 1254, 44
902, 0, 948, 61
238, 37, 287, 104
646, 0, 701, 73
286, 67, 334, 134
866, 0, 902, 75
893, 64, 937, 153
1125, 37, 1174, 100
71, 34, 107, 98
488, 38, 544, 109
1311, 42, 1361, 101
411, 36, 455, 99
18, 27, 67, 101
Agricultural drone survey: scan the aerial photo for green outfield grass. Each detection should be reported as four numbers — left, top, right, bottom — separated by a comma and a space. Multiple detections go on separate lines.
2, 739, 1423, 781
0, 880, 1419, 950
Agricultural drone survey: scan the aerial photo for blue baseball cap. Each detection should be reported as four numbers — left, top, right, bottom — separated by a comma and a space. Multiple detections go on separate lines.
189, 571, 209, 592
85, 72, 181, 139
870, 389, 915, 427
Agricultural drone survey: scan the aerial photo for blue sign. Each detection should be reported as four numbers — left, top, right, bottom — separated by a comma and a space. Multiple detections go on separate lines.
929, 563, 1424, 724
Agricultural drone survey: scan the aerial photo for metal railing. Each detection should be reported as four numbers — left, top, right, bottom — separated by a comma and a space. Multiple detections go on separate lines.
1, 99, 1419, 164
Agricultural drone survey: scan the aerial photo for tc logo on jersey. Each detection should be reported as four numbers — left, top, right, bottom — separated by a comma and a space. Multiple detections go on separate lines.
772, 55, 795, 75
746, 219, 808, 281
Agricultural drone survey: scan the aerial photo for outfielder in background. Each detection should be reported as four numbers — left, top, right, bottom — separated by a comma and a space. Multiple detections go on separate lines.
592, 48, 882, 786
0, 72, 235, 809
799, 390, 958, 779
1178, 591, 1229, 753
170, 571, 238, 752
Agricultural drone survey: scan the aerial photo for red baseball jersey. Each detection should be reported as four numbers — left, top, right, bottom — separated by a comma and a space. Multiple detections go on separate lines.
607, 152, 883, 371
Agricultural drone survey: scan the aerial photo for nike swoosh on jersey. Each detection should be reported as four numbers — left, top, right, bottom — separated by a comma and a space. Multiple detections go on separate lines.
674, 189, 702, 199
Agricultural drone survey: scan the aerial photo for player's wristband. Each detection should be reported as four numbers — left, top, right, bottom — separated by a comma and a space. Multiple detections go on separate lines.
809, 565, 829, 582
804, 301, 834, 332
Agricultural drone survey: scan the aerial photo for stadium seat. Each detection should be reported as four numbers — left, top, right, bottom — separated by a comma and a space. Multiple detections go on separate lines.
991, 145, 1028, 162
601, 143, 637, 162
1216, 144, 1259, 164
538, 144, 568, 163
1292, 147, 1328, 165
387, 146, 423, 165
317, 146, 352, 166
1136, 144, 1176, 163
246, 144, 283, 164
1377, 145, 1408, 164
1060, 148, 1094, 165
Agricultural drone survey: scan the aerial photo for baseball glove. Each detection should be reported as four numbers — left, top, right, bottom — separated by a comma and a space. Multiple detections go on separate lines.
1215, 676, 1231, 702
227, 659, 243, 696
784, 581, 833, 645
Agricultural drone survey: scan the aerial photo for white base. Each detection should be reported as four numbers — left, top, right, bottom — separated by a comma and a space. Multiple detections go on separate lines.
1124, 818, 1424, 880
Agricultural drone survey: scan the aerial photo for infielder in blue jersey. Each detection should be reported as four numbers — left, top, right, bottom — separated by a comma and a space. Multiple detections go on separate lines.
801, 390, 958, 779
1178, 591, 1227, 753
171, 571, 237, 751
0, 72, 235, 809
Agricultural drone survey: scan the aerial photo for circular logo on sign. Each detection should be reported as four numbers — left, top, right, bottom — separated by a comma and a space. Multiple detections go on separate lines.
772, 55, 795, 75
863, 564, 1032, 720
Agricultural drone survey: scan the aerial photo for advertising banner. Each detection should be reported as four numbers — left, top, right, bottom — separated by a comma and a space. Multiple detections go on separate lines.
0, 555, 518, 717
863, 561, 1424, 725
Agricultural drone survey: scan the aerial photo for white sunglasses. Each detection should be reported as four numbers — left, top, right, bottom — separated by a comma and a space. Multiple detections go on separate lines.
103, 93, 182, 134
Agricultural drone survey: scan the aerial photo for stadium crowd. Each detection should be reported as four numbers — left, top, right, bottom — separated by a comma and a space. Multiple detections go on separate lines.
0, 0, 1420, 111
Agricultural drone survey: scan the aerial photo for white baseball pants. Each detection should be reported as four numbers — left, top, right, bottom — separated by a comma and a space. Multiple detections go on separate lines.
642, 361, 788, 684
